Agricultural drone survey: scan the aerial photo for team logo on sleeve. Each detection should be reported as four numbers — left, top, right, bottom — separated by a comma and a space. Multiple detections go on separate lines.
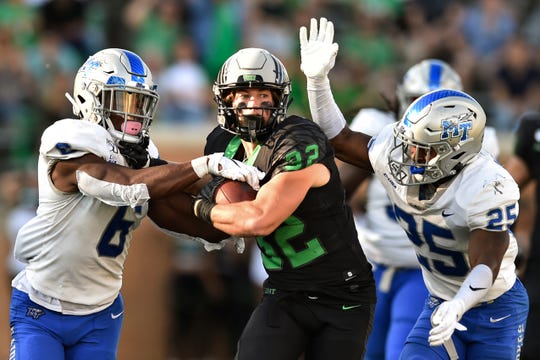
483, 175, 505, 195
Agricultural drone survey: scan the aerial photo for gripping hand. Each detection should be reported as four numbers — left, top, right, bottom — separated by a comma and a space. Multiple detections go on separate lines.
429, 300, 468, 347
192, 176, 227, 223
299, 17, 339, 80
191, 153, 265, 190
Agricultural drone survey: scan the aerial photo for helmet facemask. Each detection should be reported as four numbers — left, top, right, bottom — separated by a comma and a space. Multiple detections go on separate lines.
68, 48, 159, 144
390, 128, 457, 185
213, 48, 291, 143
217, 87, 288, 142
100, 85, 159, 143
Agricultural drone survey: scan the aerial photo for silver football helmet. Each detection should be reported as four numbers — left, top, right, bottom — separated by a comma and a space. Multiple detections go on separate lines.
213, 48, 291, 142
66, 48, 159, 144
389, 89, 486, 186
396, 59, 462, 117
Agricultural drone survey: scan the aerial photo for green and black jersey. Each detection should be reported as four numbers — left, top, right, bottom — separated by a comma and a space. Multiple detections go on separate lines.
205, 116, 375, 303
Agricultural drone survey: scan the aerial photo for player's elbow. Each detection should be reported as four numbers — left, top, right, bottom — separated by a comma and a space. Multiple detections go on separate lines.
241, 215, 279, 237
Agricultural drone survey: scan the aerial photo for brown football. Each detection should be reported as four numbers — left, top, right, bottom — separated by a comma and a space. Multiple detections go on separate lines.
214, 180, 258, 204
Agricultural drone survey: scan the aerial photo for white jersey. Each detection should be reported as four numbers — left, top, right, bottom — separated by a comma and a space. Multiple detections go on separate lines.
12, 119, 159, 315
350, 109, 502, 269
350, 109, 419, 267
368, 124, 519, 301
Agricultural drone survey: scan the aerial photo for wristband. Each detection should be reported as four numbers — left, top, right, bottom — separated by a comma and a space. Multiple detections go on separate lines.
191, 156, 208, 178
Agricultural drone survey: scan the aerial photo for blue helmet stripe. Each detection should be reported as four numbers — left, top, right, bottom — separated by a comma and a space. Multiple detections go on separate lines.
123, 50, 145, 83
405, 89, 473, 125
428, 62, 443, 89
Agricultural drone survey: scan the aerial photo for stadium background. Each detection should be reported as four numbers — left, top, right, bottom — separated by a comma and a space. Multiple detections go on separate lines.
0, 1, 539, 358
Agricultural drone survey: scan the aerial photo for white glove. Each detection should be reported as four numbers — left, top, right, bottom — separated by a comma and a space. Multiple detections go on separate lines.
429, 300, 468, 347
299, 17, 339, 80
191, 153, 265, 190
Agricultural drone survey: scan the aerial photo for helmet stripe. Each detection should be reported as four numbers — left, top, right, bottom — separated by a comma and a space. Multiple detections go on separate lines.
414, 89, 472, 111
122, 50, 146, 82
405, 89, 474, 125
428, 62, 443, 89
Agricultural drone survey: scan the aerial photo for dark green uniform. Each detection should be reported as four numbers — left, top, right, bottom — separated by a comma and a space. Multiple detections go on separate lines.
513, 113, 540, 359
205, 116, 376, 360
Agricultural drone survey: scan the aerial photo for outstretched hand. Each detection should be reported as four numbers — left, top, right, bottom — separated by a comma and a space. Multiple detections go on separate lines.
299, 17, 339, 80
192, 176, 227, 223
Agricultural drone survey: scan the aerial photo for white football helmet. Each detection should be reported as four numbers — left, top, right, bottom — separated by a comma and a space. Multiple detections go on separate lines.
213, 48, 291, 142
66, 48, 159, 144
396, 59, 462, 117
389, 89, 486, 186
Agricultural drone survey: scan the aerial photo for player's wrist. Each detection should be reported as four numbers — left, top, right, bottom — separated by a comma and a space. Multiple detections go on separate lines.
453, 264, 493, 314
192, 198, 215, 223
191, 156, 209, 178
306, 76, 330, 90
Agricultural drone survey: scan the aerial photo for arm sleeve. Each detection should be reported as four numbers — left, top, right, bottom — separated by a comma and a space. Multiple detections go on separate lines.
452, 264, 493, 317
76, 170, 150, 208
306, 77, 347, 139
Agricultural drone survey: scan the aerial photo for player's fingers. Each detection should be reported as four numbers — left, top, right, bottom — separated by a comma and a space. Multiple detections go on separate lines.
317, 17, 327, 42
429, 326, 451, 345
247, 172, 260, 190
428, 335, 445, 347
325, 20, 334, 44
331, 43, 339, 56
309, 18, 318, 41
299, 26, 307, 48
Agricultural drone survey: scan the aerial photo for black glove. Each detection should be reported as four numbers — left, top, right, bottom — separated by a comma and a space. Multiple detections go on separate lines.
192, 176, 227, 223
118, 136, 168, 168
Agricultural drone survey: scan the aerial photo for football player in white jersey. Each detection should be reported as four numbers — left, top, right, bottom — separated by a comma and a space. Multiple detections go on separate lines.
339, 59, 468, 360
299, 18, 528, 359
9, 48, 264, 360
340, 60, 501, 360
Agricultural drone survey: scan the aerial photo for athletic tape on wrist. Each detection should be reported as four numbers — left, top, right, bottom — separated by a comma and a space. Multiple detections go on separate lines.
191, 156, 208, 178
194, 198, 215, 224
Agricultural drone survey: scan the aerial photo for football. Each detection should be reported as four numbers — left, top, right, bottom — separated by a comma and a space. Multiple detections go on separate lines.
214, 179, 258, 204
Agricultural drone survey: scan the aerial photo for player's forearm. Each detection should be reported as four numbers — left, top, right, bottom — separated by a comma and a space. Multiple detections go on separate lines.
77, 161, 201, 202
209, 202, 275, 237
148, 193, 229, 242
331, 128, 373, 172
451, 264, 493, 316
306, 77, 347, 139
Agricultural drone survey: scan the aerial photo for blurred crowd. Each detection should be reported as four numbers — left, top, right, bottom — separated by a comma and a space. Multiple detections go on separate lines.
1, 0, 540, 358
